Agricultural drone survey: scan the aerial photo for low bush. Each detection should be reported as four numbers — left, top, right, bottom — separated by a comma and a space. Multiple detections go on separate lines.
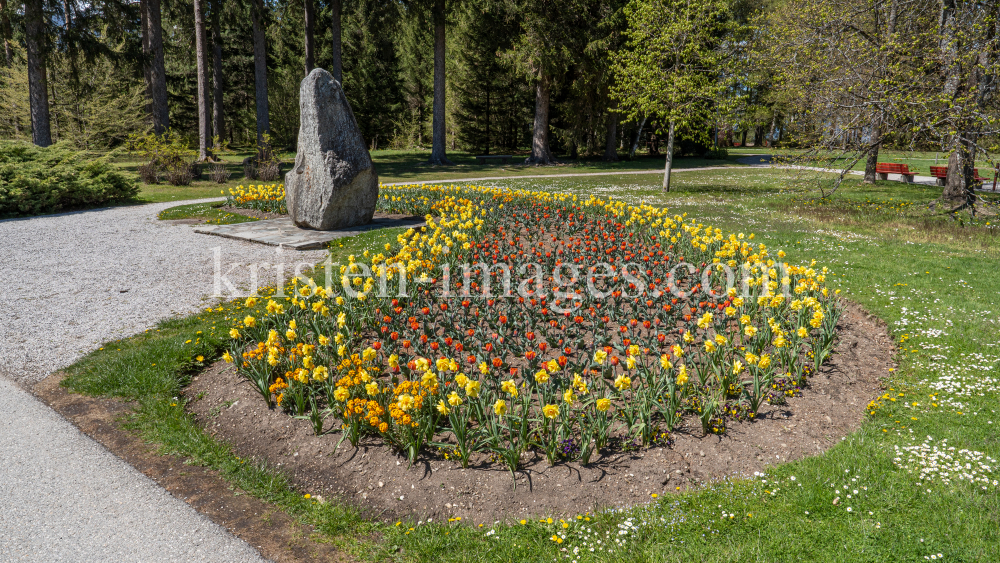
209, 162, 231, 183
0, 142, 139, 217
704, 147, 729, 160
127, 130, 199, 186
243, 134, 282, 181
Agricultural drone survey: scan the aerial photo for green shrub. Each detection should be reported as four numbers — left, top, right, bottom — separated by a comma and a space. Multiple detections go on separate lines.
126, 130, 198, 186
704, 147, 729, 160
0, 142, 139, 217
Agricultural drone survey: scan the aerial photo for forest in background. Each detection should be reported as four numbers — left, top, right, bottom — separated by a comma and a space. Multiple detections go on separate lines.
0, 0, 998, 205
0, 0, 780, 159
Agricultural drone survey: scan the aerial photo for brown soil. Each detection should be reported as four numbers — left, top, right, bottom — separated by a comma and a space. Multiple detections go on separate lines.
186, 300, 894, 525
31, 375, 350, 563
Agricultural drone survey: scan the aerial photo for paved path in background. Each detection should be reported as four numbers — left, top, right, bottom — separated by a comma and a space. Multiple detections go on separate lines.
382, 164, 737, 186
0, 199, 333, 562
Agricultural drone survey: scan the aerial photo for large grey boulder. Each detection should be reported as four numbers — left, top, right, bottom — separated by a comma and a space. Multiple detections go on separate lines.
285, 68, 379, 230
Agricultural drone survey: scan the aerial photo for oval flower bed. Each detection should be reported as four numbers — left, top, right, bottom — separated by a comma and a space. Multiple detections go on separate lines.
223, 185, 842, 477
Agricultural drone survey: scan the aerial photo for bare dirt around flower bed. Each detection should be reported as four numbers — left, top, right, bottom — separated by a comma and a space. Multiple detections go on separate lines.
185, 300, 893, 525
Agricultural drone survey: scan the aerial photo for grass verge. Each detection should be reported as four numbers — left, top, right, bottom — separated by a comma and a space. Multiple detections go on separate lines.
157, 201, 259, 225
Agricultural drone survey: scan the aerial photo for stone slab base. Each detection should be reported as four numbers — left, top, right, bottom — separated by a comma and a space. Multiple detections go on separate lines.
193, 214, 425, 251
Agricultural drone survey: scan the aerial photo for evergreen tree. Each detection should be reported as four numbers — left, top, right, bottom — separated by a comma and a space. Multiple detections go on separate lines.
340, 0, 404, 148
24, 0, 51, 146
453, 0, 530, 153
398, 4, 434, 147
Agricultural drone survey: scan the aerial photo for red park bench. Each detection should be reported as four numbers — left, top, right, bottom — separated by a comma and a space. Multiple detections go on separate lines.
875, 162, 914, 182
929, 166, 989, 187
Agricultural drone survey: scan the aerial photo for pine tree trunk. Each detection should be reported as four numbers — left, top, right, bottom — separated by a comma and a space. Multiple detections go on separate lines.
526, 72, 556, 164
331, 0, 342, 84
25, 0, 51, 147
49, 66, 60, 142
194, 0, 211, 160
61, 0, 86, 140
629, 115, 647, 158
252, 0, 270, 147
428, 0, 452, 165
602, 106, 619, 162
303, 0, 315, 74
739, 128, 748, 147
142, 0, 169, 134
484, 88, 490, 155
144, 0, 169, 134
2, 0, 19, 134
62, 0, 81, 138
662, 120, 675, 191
62, 0, 72, 39
141, 0, 149, 109
0, 0, 12, 66
211, 0, 225, 149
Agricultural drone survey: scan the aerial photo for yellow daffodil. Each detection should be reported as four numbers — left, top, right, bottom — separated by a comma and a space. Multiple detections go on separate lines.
534, 369, 550, 384
333, 386, 349, 402
593, 350, 607, 365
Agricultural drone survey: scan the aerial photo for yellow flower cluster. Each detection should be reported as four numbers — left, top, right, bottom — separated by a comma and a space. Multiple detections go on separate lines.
224, 184, 287, 214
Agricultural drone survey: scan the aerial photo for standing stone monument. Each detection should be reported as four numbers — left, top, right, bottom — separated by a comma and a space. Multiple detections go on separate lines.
285, 68, 379, 230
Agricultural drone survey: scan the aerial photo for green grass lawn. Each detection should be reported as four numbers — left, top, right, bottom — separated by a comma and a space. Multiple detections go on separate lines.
125, 148, 738, 203
62, 167, 1000, 562
156, 201, 259, 224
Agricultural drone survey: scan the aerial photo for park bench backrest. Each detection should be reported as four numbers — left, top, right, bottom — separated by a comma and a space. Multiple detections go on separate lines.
876, 163, 911, 174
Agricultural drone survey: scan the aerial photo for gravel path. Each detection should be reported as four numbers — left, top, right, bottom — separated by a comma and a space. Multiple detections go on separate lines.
0, 378, 268, 562
0, 199, 328, 383
0, 199, 330, 562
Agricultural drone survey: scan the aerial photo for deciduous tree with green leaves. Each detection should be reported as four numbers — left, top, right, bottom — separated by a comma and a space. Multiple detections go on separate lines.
611, 0, 735, 190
